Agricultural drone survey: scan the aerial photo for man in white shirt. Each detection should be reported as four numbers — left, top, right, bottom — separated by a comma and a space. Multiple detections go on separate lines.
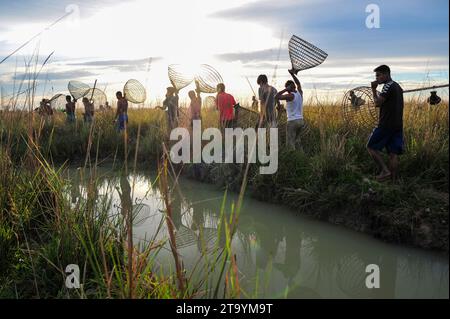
275, 69, 304, 151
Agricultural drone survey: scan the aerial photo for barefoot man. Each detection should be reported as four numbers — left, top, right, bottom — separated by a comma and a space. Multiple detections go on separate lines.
367, 65, 404, 181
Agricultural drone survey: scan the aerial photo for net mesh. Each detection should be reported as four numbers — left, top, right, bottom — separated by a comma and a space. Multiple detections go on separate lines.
84, 88, 107, 110
68, 80, 90, 100
168, 64, 194, 90
288, 35, 328, 72
195, 64, 223, 93
234, 105, 259, 129
49, 93, 67, 110
124, 79, 146, 104
342, 86, 378, 130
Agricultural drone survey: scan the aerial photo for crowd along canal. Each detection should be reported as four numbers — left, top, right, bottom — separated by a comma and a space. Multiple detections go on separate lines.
67, 166, 449, 298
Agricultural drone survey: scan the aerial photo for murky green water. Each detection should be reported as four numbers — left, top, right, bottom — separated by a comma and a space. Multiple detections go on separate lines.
68, 167, 449, 299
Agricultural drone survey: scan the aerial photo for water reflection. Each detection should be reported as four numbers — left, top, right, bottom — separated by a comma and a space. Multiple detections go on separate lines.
67, 167, 449, 299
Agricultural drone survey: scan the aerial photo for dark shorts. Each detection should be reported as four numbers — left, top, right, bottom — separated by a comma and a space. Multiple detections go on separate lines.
118, 113, 128, 131
367, 127, 404, 155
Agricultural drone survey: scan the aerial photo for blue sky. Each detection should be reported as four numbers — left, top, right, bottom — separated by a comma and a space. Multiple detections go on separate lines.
0, 0, 448, 105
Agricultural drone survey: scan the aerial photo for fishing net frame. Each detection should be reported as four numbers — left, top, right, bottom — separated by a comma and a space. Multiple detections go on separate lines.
49, 93, 67, 110
124, 79, 147, 104
168, 64, 195, 91
68, 80, 90, 100
84, 88, 108, 110
288, 35, 328, 73
342, 86, 379, 130
195, 64, 223, 94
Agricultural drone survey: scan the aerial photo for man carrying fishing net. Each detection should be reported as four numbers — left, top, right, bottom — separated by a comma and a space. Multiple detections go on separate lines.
367, 65, 404, 181
115, 91, 128, 131
65, 95, 76, 123
275, 69, 305, 151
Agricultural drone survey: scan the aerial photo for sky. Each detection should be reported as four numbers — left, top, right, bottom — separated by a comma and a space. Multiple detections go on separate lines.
0, 0, 448, 107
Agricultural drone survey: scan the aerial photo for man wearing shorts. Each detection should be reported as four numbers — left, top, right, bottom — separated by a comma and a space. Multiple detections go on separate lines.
367, 65, 404, 181
115, 91, 128, 131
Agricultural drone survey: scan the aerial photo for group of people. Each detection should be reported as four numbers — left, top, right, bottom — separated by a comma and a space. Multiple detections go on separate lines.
59, 64, 405, 181
158, 65, 405, 181
62, 95, 112, 124
34, 95, 109, 124
157, 69, 306, 151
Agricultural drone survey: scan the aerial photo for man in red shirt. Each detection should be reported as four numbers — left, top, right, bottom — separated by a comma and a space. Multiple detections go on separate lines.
216, 83, 236, 129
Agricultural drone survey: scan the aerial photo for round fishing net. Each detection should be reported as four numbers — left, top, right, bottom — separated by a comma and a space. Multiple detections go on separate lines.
168, 64, 194, 90
288, 35, 328, 73
68, 80, 90, 100
195, 64, 223, 93
84, 88, 107, 110
49, 93, 67, 111
124, 79, 146, 104
342, 86, 378, 130
234, 105, 259, 129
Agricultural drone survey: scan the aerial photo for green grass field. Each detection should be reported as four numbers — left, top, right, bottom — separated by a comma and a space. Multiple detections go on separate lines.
0, 98, 448, 298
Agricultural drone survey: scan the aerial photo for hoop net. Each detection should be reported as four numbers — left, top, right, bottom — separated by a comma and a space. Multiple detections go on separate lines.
288, 35, 328, 72
168, 64, 194, 90
195, 64, 223, 93
124, 79, 146, 104
342, 86, 378, 130
49, 93, 67, 110
68, 80, 90, 100
84, 88, 107, 110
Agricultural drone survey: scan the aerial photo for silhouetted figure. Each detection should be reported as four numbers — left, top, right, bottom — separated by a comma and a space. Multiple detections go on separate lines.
115, 91, 128, 131
349, 90, 365, 107
257, 74, 277, 127
82, 97, 94, 123
65, 95, 76, 123
188, 80, 202, 128
368, 65, 404, 181
161, 84, 179, 131
427, 91, 441, 105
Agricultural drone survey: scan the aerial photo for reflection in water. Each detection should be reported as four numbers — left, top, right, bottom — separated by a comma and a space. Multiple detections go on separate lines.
119, 174, 132, 219
67, 167, 449, 299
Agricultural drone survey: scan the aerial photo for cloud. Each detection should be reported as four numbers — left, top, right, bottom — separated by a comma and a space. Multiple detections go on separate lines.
0, 0, 132, 24
67, 57, 161, 68
212, 0, 449, 58
216, 48, 289, 64
12, 69, 95, 81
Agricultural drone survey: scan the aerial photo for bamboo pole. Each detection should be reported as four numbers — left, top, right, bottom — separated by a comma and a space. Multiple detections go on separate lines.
403, 84, 449, 93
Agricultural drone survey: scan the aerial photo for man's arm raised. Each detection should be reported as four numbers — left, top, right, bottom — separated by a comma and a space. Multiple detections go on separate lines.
289, 69, 303, 96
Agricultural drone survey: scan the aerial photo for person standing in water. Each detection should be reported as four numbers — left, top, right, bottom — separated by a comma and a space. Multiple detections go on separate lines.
275, 69, 305, 151
115, 91, 128, 131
